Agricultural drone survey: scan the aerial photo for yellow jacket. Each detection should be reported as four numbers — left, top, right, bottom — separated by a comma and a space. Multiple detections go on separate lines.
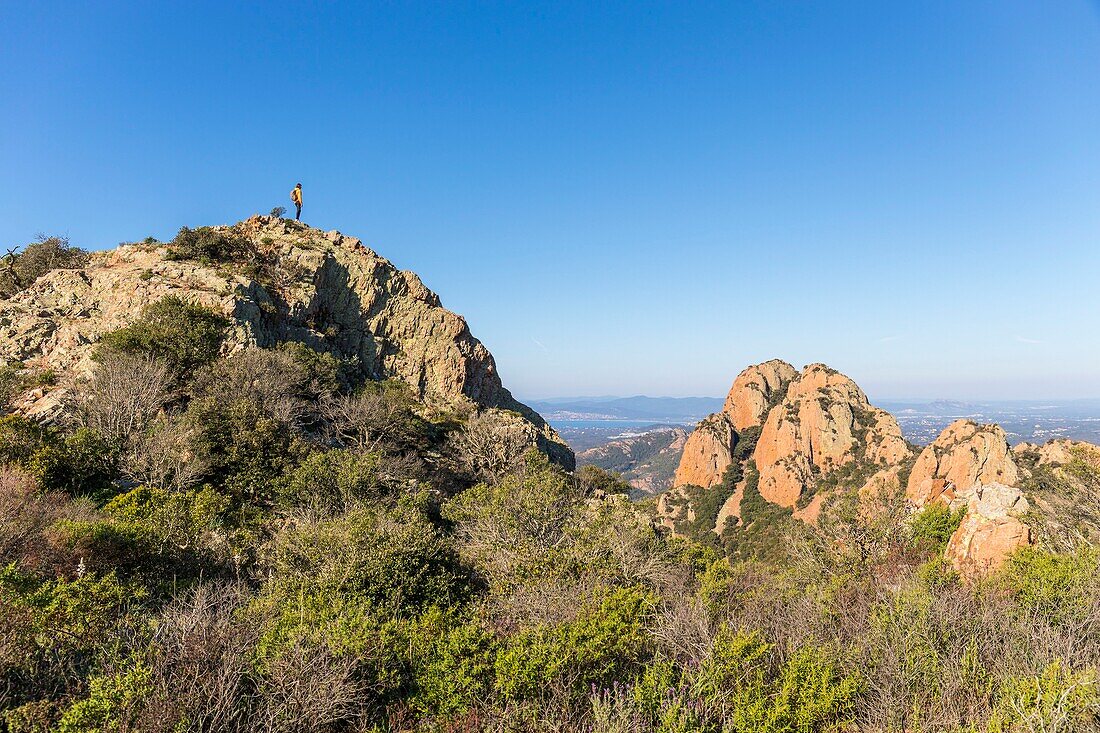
290, 186, 302, 205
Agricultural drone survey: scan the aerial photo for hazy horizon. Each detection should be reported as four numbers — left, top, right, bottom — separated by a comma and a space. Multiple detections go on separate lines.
6, 2, 1100, 400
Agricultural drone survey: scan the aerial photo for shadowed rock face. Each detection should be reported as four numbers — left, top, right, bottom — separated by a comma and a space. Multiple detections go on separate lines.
0, 215, 573, 468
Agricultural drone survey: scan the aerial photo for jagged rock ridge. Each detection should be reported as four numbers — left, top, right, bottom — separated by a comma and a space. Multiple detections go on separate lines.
0, 215, 572, 468
669, 359, 1100, 576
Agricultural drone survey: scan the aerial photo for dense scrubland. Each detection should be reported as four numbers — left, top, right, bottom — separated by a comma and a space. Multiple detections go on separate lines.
2, 233, 1100, 732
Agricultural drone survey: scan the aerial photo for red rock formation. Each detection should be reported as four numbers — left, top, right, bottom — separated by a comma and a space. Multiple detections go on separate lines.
672, 359, 796, 489
906, 420, 1018, 508
754, 364, 911, 508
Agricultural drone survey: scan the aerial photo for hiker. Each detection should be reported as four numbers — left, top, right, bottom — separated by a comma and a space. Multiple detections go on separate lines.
290, 183, 303, 220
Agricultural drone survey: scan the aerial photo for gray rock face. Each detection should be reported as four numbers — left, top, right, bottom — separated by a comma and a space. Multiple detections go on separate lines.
0, 215, 573, 469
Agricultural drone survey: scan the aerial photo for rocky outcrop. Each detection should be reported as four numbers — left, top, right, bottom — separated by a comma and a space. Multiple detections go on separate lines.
0, 216, 573, 467
1015, 438, 1100, 468
672, 414, 738, 489
944, 482, 1032, 577
722, 359, 799, 432
906, 420, 1018, 508
672, 360, 796, 489
754, 363, 911, 508
906, 422, 1035, 575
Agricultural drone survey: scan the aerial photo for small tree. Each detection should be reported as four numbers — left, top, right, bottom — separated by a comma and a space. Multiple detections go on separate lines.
0, 235, 88, 297
80, 352, 173, 446
451, 410, 533, 483
96, 296, 229, 375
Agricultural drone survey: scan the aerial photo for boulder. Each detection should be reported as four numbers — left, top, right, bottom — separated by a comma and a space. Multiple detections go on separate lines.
945, 482, 1033, 576
671, 359, 797, 489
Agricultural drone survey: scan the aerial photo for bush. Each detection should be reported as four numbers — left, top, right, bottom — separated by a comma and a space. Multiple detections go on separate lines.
165, 226, 252, 263
0, 415, 52, 466
184, 397, 305, 504
999, 546, 1100, 625
277, 449, 385, 515
27, 428, 118, 498
989, 660, 1100, 733
96, 296, 229, 375
443, 451, 584, 584
909, 503, 966, 550
265, 504, 470, 615
0, 236, 88, 298
407, 608, 498, 718
494, 586, 656, 702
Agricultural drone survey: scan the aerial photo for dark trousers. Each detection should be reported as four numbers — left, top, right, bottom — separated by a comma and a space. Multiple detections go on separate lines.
295, 203, 301, 220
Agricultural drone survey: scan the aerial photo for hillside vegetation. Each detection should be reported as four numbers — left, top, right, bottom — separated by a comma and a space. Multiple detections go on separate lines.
1, 230, 1100, 732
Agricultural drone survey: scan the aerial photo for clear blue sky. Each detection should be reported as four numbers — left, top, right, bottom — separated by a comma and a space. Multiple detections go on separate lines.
4, 2, 1100, 401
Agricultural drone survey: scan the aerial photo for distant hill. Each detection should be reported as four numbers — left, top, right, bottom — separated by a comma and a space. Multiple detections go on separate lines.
576, 426, 688, 498
527, 395, 723, 422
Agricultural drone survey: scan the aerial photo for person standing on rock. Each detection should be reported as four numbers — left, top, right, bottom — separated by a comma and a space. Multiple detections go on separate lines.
290, 183, 303, 221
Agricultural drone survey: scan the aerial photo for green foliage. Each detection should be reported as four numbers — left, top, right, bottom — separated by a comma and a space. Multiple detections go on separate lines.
0, 236, 88, 298
494, 586, 656, 702
577, 464, 634, 496
443, 451, 584, 579
104, 484, 228, 560
0, 414, 52, 465
95, 296, 229, 374
0, 418, 116, 497
266, 503, 470, 614
184, 396, 305, 504
277, 449, 384, 514
0, 567, 145, 714
56, 663, 152, 733
720, 465, 799, 563
909, 503, 966, 550
165, 226, 252, 263
999, 546, 1100, 625
989, 660, 1100, 733
723, 645, 861, 733
27, 428, 117, 498
407, 608, 498, 717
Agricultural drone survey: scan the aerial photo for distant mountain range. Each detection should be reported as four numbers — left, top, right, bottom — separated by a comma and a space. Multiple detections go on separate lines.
526, 395, 724, 422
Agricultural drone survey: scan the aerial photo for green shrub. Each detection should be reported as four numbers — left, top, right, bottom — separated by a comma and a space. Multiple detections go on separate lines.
909, 503, 966, 550
0, 236, 88, 298
0, 568, 145, 710
731, 645, 861, 732
104, 485, 228, 561
999, 546, 1100, 625
278, 449, 384, 514
408, 608, 498, 717
989, 660, 1100, 733
27, 428, 117, 498
0, 419, 117, 497
184, 397, 305, 504
165, 226, 252, 263
266, 504, 469, 614
95, 296, 229, 374
494, 586, 656, 702
0, 414, 53, 466
56, 662, 152, 733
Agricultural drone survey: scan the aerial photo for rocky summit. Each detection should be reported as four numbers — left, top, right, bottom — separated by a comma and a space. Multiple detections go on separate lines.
0, 215, 572, 468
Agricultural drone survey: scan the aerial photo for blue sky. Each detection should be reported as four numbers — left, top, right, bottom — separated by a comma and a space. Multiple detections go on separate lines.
3, 2, 1100, 400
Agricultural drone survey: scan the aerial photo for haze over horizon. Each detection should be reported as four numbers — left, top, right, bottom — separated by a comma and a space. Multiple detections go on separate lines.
5, 2, 1100, 400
